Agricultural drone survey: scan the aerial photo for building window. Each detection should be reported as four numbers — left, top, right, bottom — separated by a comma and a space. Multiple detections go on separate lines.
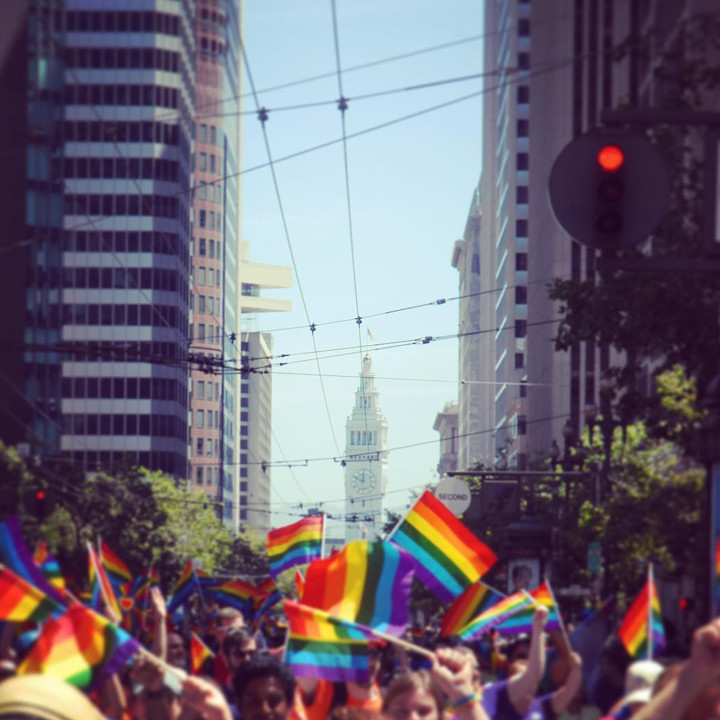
517, 119, 529, 137
516, 219, 528, 237
517, 85, 529, 103
516, 186, 528, 204
516, 153, 529, 170
515, 352, 525, 369
518, 415, 527, 435
197, 438, 204, 455
199, 153, 207, 171
515, 253, 528, 271
199, 124, 207, 142
518, 19, 530, 36
210, 126, 217, 145
197, 410, 204, 429
518, 52, 530, 70
197, 380, 205, 399
515, 287, 528, 305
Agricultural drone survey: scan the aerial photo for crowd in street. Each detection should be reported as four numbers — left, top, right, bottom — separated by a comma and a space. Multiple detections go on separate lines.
1, 583, 720, 720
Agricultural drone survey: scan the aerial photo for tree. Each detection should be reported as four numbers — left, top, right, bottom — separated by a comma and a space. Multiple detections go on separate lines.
572, 368, 704, 600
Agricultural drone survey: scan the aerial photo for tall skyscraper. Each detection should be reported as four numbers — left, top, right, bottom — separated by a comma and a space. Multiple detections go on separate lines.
344, 355, 388, 543
457, 0, 716, 469
188, 0, 244, 530
456, 0, 531, 471
0, 0, 196, 478
237, 240, 292, 536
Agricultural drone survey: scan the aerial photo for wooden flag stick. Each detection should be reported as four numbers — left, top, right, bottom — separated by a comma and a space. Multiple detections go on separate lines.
366, 627, 435, 659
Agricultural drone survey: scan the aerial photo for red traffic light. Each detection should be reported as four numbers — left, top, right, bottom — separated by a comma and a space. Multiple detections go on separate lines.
597, 145, 624, 172
36, 490, 46, 500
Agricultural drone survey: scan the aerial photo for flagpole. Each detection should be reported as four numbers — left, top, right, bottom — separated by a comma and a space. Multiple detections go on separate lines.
88, 541, 113, 615
648, 564, 653, 661
543, 576, 571, 646
385, 495, 418, 541
320, 513, 326, 560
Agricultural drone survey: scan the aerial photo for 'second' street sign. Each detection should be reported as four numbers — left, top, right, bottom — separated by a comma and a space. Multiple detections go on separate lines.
435, 476, 472, 516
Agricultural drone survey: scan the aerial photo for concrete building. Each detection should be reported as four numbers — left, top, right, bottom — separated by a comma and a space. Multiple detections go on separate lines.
188, 0, 244, 530
456, 0, 531, 471
59, 0, 195, 477
433, 402, 459, 478
451, 184, 489, 470
456, 0, 717, 469
237, 241, 292, 536
344, 355, 388, 543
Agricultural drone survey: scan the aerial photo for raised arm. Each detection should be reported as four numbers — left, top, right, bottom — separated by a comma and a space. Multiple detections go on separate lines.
550, 652, 583, 714
507, 606, 548, 707
432, 647, 491, 720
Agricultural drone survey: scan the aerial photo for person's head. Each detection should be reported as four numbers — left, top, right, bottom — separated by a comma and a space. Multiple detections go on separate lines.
214, 607, 245, 645
328, 708, 380, 720
223, 627, 258, 672
0, 674, 104, 719
506, 635, 530, 663
232, 653, 295, 720
382, 670, 445, 720
167, 632, 188, 669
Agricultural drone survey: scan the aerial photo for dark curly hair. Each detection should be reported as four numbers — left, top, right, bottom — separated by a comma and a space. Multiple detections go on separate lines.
232, 652, 296, 707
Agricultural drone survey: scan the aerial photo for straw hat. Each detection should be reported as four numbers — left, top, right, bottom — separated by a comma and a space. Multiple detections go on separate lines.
0, 674, 104, 720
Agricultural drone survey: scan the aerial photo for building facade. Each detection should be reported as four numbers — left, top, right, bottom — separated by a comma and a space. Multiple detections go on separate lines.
237, 241, 292, 536
433, 402, 459, 478
188, 0, 244, 530
344, 355, 388, 543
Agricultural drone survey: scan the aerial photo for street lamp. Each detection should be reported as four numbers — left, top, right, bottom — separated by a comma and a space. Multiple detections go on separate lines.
584, 376, 623, 501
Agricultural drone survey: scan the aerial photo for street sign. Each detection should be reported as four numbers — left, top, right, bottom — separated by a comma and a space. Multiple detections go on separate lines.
435, 476, 472, 516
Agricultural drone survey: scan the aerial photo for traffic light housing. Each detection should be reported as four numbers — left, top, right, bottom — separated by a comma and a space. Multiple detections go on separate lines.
548, 130, 671, 249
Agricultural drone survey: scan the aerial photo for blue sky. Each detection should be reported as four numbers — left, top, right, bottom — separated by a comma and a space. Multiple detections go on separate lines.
241, 0, 485, 532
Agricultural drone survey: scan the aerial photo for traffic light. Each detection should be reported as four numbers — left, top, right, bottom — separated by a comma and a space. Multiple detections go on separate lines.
35, 490, 47, 520
548, 129, 671, 249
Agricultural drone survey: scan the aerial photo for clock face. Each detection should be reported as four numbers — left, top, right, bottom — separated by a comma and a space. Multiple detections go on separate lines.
350, 469, 377, 495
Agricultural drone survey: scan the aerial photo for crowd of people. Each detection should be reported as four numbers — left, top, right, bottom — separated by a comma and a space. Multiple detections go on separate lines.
1, 581, 720, 720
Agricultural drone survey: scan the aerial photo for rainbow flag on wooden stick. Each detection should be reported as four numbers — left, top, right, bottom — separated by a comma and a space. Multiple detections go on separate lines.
440, 580, 506, 638
167, 559, 200, 614
618, 565, 665, 659
456, 591, 534, 641
87, 543, 121, 620
99, 540, 132, 591
496, 580, 562, 636
17, 603, 141, 689
284, 600, 374, 683
267, 515, 324, 577
0, 563, 65, 622
301, 540, 414, 637
190, 632, 214, 675
389, 490, 497, 603
0, 517, 66, 606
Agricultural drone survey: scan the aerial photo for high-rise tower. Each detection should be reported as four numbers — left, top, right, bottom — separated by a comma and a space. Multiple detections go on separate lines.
344, 355, 388, 543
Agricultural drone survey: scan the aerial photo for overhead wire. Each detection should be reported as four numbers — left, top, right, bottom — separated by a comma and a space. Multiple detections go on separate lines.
238, 32, 342, 456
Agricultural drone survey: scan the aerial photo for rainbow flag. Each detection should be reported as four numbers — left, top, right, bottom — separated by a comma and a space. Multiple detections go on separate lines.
389, 490, 497, 603
301, 540, 414, 637
618, 566, 666, 659
0, 563, 65, 621
267, 515, 324, 577
284, 600, 374, 683
99, 540, 133, 591
456, 591, 533, 641
208, 578, 264, 612
190, 632, 214, 675
0, 517, 66, 607
33, 542, 67, 599
295, 569, 306, 599
440, 580, 506, 638
167, 559, 200, 614
18, 603, 141, 690
87, 543, 121, 619
496, 581, 562, 636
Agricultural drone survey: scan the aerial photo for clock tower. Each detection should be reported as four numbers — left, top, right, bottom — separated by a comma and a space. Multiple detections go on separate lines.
344, 354, 388, 543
